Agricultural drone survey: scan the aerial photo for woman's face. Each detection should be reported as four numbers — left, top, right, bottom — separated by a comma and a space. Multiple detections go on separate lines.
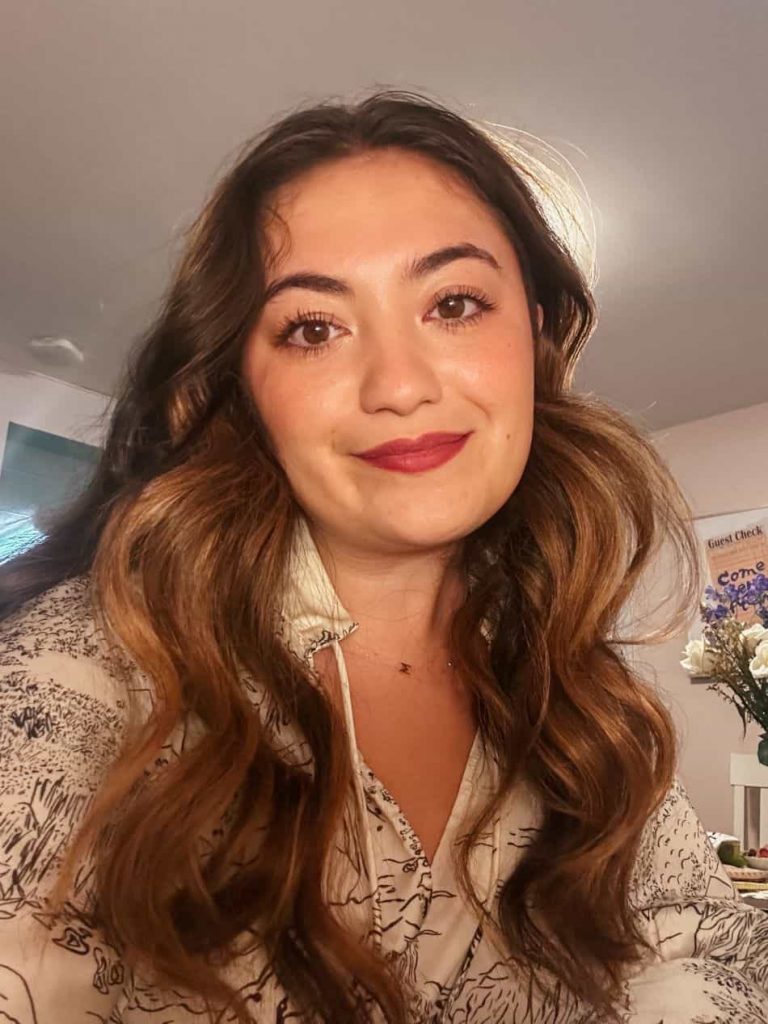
243, 149, 537, 555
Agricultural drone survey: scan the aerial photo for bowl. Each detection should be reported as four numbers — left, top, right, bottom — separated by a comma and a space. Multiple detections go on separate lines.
725, 865, 768, 881
745, 856, 768, 870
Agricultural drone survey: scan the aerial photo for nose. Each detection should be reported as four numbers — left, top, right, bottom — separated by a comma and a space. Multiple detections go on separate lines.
357, 321, 442, 416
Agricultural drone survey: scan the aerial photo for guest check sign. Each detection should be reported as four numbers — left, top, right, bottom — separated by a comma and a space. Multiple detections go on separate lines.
699, 511, 768, 626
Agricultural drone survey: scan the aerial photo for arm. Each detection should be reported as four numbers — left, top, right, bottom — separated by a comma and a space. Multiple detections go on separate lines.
0, 579, 130, 1023
620, 776, 768, 1023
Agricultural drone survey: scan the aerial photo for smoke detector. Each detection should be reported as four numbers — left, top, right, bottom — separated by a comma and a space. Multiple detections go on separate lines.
27, 336, 85, 364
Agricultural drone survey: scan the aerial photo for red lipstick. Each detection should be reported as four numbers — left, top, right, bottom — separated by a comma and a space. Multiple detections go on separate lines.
353, 431, 471, 473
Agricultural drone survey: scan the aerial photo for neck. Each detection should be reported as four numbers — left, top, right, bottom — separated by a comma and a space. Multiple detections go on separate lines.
308, 523, 466, 658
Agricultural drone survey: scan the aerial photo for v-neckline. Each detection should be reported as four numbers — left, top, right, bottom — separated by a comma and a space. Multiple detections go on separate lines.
357, 726, 484, 872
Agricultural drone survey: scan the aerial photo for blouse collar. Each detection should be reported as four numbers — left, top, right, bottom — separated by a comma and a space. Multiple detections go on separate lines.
278, 517, 492, 661
279, 516, 359, 662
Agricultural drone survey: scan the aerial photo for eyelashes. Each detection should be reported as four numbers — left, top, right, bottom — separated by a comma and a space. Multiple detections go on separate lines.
273, 309, 341, 357
272, 286, 497, 357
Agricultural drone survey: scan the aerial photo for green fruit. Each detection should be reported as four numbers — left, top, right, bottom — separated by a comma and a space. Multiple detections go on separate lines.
718, 841, 748, 867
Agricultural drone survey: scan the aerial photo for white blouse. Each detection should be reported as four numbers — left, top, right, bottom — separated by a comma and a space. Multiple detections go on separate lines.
1, 517, 768, 1023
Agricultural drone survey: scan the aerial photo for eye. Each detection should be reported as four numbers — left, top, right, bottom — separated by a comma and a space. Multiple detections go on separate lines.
273, 310, 345, 354
427, 288, 496, 330
272, 286, 497, 356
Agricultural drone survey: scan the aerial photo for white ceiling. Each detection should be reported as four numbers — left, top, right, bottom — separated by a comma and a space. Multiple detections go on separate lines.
1, 0, 766, 430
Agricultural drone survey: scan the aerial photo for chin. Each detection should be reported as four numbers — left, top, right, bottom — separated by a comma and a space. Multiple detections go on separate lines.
368, 502, 493, 551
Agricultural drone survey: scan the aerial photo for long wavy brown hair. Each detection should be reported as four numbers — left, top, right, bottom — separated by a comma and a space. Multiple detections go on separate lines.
0, 90, 700, 1022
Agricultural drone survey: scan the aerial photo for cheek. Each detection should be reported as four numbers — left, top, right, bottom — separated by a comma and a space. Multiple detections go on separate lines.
460, 333, 535, 424
244, 357, 342, 466
464, 337, 535, 506
243, 356, 304, 458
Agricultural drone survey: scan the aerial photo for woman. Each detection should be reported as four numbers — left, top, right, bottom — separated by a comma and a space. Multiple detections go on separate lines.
0, 90, 766, 1024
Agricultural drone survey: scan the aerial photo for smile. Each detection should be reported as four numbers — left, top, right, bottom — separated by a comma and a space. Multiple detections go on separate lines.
353, 432, 472, 473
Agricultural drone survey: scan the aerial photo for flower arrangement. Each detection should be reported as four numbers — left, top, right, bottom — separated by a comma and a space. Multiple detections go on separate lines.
680, 573, 768, 764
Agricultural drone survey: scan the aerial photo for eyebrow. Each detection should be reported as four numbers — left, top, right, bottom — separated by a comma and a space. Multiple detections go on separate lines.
262, 242, 502, 305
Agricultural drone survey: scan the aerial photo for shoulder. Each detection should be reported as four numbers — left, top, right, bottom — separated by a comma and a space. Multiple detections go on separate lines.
630, 776, 736, 907
0, 580, 140, 1009
2, 573, 127, 673
0, 576, 136, 898
0, 573, 133, 716
0, 575, 132, 756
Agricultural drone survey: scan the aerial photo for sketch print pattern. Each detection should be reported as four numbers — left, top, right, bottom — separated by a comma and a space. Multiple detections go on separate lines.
1, 520, 768, 1022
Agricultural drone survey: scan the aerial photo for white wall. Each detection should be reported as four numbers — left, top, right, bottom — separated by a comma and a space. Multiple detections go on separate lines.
645, 400, 768, 833
0, 369, 111, 465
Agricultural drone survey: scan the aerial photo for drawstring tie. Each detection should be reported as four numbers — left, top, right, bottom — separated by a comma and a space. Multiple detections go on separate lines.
331, 639, 384, 953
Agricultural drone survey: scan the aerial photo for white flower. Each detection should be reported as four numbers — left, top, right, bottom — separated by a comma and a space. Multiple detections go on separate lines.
749, 639, 768, 680
680, 639, 717, 677
741, 623, 768, 654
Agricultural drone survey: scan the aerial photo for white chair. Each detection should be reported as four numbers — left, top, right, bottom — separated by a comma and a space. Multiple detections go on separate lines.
730, 753, 768, 851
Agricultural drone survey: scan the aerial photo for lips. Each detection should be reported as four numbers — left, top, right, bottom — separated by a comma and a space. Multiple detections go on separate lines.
355, 432, 470, 459
353, 431, 472, 473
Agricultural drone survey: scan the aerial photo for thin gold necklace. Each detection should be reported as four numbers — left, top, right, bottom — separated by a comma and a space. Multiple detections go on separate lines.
343, 647, 456, 676
398, 659, 456, 675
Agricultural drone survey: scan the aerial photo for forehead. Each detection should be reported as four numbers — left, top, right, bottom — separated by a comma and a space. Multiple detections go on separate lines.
262, 149, 510, 270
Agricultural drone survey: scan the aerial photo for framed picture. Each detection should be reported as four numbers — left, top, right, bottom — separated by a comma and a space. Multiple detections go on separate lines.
0, 422, 101, 561
687, 505, 768, 680
0, 371, 109, 563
